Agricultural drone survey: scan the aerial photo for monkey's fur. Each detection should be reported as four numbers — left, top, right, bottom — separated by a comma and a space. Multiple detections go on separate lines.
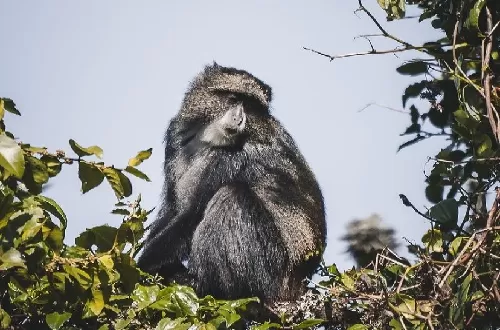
137, 63, 326, 302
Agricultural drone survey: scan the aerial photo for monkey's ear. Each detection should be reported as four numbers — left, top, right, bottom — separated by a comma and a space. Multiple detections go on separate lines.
212, 61, 220, 68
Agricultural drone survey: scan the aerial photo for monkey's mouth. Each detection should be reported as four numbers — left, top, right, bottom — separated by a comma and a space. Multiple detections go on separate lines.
226, 113, 246, 135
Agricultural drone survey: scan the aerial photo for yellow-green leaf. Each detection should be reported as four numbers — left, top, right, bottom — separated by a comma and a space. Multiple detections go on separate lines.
0, 248, 26, 270
78, 162, 104, 193
0, 134, 25, 179
69, 139, 103, 158
46, 312, 72, 330
124, 166, 151, 182
128, 148, 152, 167
88, 289, 105, 316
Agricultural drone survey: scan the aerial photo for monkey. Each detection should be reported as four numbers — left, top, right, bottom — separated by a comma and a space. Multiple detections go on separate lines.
137, 63, 327, 302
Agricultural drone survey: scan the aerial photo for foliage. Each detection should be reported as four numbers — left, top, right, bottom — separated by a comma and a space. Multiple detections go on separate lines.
0, 105, 262, 329
1, 0, 500, 329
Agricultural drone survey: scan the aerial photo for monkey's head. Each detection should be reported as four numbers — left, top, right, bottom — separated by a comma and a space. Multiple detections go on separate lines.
179, 63, 275, 147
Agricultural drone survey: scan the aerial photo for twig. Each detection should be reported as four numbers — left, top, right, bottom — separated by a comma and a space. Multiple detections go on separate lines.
303, 46, 421, 61
358, 102, 409, 114
482, 6, 500, 142
356, 0, 412, 48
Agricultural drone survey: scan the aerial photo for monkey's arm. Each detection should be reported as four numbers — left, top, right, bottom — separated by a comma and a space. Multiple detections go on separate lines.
137, 118, 214, 276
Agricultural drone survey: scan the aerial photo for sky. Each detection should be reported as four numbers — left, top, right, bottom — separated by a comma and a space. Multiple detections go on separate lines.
0, 1, 446, 270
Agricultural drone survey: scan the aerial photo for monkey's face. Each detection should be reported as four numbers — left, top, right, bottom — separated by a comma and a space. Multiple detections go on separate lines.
196, 90, 272, 148
199, 92, 247, 147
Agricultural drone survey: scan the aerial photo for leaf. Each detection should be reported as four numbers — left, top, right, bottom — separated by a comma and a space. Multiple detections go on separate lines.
69, 139, 103, 158
26, 156, 49, 184
128, 148, 152, 167
155, 318, 191, 330
294, 319, 324, 329
45, 312, 72, 330
0, 134, 25, 178
428, 198, 459, 227
422, 229, 443, 253
402, 123, 421, 135
34, 195, 67, 229
0, 98, 21, 115
40, 155, 62, 177
75, 225, 117, 251
124, 166, 151, 182
396, 61, 428, 76
47, 227, 64, 251
0, 308, 11, 328
172, 288, 199, 316
425, 184, 444, 204
397, 135, 425, 152
103, 168, 132, 199
341, 273, 355, 289
132, 284, 160, 310
111, 208, 130, 215
476, 134, 492, 157
449, 237, 466, 256
403, 82, 427, 107
0, 248, 26, 270
78, 162, 104, 193
347, 325, 369, 330
450, 273, 472, 327
395, 296, 417, 319
465, 0, 485, 31
98, 255, 114, 269
88, 289, 105, 316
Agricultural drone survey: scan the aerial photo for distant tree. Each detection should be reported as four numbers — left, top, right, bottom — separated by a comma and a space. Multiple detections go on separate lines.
342, 214, 399, 268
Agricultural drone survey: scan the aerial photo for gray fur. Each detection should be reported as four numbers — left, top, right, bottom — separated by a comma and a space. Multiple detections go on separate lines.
137, 63, 327, 302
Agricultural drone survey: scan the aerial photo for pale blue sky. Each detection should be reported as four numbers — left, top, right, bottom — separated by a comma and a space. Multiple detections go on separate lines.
0, 1, 445, 270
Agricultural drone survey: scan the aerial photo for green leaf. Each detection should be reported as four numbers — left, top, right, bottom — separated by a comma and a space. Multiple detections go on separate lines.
78, 162, 104, 193
45, 312, 72, 330
34, 195, 67, 229
75, 225, 117, 251
111, 208, 130, 215
0, 248, 26, 270
47, 227, 64, 250
476, 134, 492, 157
98, 255, 114, 269
26, 156, 49, 184
0, 98, 21, 115
341, 273, 355, 289
0, 134, 25, 178
396, 61, 427, 76
88, 289, 105, 315
63, 265, 93, 289
389, 318, 404, 329
428, 198, 458, 227
132, 284, 160, 310
465, 0, 485, 31
377, 0, 405, 20
69, 139, 103, 158
103, 168, 132, 199
294, 318, 324, 329
0, 308, 11, 328
403, 82, 427, 107
172, 288, 199, 316
40, 155, 62, 177
155, 318, 191, 330
128, 148, 152, 167
422, 229, 443, 253
124, 166, 151, 182
449, 236, 466, 256
347, 325, 369, 330
398, 135, 425, 152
